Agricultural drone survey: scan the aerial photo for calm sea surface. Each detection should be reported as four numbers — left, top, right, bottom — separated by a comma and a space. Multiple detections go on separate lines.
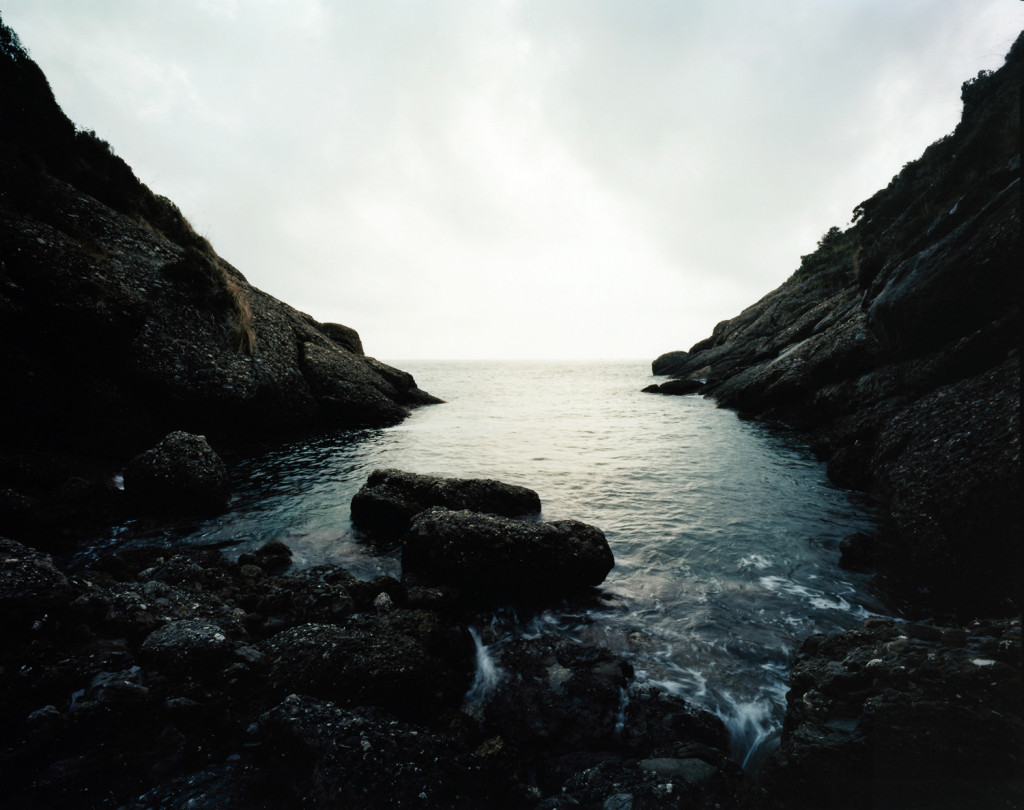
106, 361, 893, 767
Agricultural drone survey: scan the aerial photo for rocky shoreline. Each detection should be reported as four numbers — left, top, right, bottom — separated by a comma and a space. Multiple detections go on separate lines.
647, 32, 1023, 809
0, 471, 765, 809
2, 13, 1022, 809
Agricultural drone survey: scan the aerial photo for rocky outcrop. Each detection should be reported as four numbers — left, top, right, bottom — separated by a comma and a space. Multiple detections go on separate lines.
761, 616, 1024, 810
651, 35, 1023, 614
351, 468, 542, 539
0, 18, 439, 544
403, 507, 615, 604
0, 536, 747, 809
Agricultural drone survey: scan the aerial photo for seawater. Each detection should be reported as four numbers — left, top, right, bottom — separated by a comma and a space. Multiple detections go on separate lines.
110, 360, 891, 768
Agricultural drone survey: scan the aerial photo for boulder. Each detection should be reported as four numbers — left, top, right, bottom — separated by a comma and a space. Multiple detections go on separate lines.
123, 431, 231, 514
402, 507, 614, 603
139, 619, 236, 673
351, 469, 541, 539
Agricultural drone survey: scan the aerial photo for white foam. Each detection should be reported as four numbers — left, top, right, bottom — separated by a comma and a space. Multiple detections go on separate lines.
462, 627, 505, 714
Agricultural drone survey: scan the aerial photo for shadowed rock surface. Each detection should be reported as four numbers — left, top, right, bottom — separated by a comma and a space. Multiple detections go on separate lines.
0, 536, 750, 809
403, 506, 615, 604
761, 617, 1023, 810
652, 35, 1022, 615
351, 468, 542, 539
123, 431, 231, 514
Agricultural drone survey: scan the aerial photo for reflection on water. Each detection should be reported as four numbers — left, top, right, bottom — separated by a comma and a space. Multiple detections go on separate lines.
100, 360, 892, 767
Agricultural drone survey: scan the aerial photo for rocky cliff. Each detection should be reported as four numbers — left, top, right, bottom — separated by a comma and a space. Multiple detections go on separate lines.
1, 18, 438, 537
653, 33, 1022, 617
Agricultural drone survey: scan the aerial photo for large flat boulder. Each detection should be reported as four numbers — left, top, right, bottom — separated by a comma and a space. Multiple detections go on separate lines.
351, 469, 541, 539
402, 507, 614, 603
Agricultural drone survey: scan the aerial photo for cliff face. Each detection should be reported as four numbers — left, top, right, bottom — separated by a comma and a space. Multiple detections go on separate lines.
653, 34, 1022, 614
0, 18, 438, 461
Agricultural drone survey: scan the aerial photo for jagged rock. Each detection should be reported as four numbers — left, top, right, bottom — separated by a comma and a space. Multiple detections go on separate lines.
123, 431, 231, 514
351, 468, 541, 539
761, 617, 1024, 810
403, 507, 614, 603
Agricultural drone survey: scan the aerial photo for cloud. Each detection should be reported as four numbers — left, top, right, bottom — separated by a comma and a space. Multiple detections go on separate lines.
3, 0, 1021, 359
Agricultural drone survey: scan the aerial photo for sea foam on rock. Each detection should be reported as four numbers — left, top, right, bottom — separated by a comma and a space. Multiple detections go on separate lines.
351, 468, 542, 539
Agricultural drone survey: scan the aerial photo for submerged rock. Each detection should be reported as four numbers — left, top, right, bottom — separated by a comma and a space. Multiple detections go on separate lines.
351, 468, 542, 539
123, 430, 231, 514
403, 507, 614, 603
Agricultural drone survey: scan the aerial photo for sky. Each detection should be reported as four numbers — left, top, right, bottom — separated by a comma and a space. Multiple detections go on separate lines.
3, 2, 1022, 361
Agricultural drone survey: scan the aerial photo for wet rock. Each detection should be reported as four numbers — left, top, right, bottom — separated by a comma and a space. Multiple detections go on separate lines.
124, 431, 231, 514
403, 507, 614, 604
761, 617, 1024, 810
837, 532, 879, 571
140, 619, 236, 672
0, 536, 82, 639
641, 378, 704, 396
351, 468, 542, 539
249, 564, 356, 629
481, 636, 734, 795
237, 539, 292, 574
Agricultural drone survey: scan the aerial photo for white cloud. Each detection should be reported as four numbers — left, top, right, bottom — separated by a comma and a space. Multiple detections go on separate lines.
3, 0, 1021, 359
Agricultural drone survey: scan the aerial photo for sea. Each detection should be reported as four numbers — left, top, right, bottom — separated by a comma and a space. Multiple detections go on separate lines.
101, 360, 894, 769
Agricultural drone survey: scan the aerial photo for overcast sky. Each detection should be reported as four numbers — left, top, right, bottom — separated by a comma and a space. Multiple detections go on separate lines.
4, 1, 1022, 360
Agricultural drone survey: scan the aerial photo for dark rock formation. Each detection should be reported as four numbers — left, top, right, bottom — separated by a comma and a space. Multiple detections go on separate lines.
403, 507, 615, 603
651, 35, 1023, 614
351, 468, 542, 539
652, 350, 689, 376
642, 379, 705, 395
123, 431, 231, 514
761, 616, 1024, 810
0, 536, 747, 809
256, 696, 508, 809
0, 17, 439, 545
478, 635, 760, 808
